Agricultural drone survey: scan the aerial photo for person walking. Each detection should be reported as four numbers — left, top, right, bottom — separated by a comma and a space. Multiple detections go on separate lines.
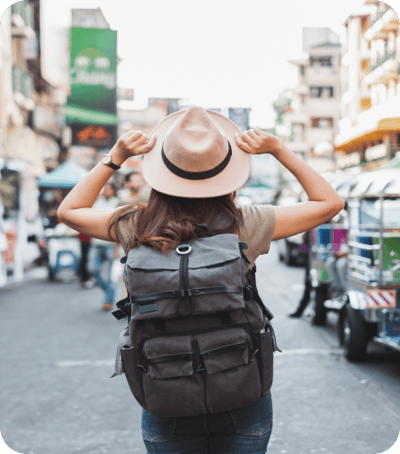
118, 170, 150, 205
289, 230, 313, 318
57, 106, 343, 453
78, 233, 93, 288
89, 182, 120, 310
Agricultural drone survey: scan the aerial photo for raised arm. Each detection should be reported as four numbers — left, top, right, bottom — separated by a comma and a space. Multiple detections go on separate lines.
234, 129, 344, 241
57, 131, 156, 242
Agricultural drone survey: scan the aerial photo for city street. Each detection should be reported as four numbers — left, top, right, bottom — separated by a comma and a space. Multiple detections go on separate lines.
1, 242, 400, 454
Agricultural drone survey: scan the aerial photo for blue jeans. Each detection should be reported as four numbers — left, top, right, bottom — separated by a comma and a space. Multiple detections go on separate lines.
142, 392, 273, 454
90, 244, 116, 304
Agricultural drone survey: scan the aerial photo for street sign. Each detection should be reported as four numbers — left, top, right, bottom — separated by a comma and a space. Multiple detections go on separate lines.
71, 124, 117, 147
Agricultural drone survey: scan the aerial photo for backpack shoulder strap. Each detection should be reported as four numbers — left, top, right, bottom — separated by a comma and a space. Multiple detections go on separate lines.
245, 265, 274, 321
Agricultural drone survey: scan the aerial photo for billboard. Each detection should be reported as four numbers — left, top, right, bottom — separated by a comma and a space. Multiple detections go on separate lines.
66, 27, 117, 146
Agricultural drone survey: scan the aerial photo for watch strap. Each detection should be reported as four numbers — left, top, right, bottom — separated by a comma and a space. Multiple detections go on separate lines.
103, 154, 121, 170
106, 160, 121, 170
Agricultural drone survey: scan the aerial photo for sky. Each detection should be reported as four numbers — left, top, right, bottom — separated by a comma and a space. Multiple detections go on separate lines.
1, 0, 400, 128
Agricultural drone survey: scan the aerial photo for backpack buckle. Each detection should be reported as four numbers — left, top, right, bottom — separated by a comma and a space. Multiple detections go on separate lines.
111, 309, 127, 320
243, 285, 254, 300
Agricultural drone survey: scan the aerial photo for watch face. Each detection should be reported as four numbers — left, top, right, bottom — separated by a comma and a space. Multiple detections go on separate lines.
102, 154, 111, 165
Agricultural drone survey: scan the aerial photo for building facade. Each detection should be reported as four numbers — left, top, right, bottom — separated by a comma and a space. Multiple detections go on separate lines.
335, 0, 400, 171
281, 28, 342, 173
0, 0, 65, 285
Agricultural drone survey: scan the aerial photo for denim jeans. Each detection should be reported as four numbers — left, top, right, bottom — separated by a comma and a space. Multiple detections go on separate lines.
141, 392, 273, 454
89, 244, 116, 304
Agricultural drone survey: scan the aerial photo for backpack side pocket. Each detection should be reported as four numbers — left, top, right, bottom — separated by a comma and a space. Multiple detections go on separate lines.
121, 344, 146, 409
258, 326, 274, 395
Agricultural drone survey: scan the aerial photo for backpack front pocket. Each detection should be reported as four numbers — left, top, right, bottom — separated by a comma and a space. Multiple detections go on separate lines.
197, 328, 262, 413
142, 334, 207, 417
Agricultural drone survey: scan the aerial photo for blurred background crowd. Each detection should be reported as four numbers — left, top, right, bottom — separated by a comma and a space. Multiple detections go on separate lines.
0, 0, 399, 304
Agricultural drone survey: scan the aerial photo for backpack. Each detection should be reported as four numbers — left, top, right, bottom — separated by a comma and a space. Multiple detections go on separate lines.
111, 223, 280, 418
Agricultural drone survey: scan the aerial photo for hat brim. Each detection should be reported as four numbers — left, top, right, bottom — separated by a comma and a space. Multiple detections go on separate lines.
142, 109, 250, 198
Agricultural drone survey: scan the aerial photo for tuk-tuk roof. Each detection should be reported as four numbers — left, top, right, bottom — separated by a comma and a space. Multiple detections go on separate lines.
382, 172, 400, 196
347, 168, 400, 198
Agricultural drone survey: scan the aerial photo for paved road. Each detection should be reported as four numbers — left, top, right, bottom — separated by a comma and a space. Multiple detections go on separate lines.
1, 242, 399, 454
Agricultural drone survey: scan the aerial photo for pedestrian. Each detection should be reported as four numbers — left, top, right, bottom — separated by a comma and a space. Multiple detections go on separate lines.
118, 170, 150, 205
77, 233, 93, 288
289, 230, 313, 318
57, 106, 343, 453
89, 182, 120, 310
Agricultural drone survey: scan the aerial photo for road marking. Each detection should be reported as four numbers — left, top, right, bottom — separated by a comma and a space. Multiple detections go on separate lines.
56, 360, 115, 367
276, 348, 342, 356
55, 349, 343, 367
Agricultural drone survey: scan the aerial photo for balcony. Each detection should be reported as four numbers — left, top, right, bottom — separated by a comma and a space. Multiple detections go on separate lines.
12, 66, 34, 110
364, 48, 398, 85
364, 7, 399, 41
11, 2, 35, 39
365, 143, 388, 161
370, 48, 397, 71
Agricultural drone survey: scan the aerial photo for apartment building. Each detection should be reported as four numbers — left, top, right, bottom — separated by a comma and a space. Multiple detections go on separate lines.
335, 1, 400, 171
282, 28, 342, 172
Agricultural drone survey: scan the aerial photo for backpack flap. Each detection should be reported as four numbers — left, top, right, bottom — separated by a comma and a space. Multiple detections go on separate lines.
125, 234, 246, 320
143, 335, 194, 379
197, 328, 250, 375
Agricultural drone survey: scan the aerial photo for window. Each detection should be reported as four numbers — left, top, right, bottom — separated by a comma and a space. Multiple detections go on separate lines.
310, 56, 332, 67
311, 118, 333, 128
310, 86, 334, 98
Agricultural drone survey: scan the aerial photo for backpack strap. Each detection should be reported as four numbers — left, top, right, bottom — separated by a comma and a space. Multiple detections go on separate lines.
196, 224, 216, 237
111, 296, 130, 320
244, 265, 274, 321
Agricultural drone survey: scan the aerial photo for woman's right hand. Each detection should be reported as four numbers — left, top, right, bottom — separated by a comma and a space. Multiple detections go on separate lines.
234, 128, 283, 156
111, 130, 157, 164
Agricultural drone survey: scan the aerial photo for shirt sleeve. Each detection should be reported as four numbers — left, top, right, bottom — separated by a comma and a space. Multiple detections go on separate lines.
238, 204, 276, 267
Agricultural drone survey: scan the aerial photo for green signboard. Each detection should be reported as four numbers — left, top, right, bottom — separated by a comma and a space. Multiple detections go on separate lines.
66, 27, 117, 127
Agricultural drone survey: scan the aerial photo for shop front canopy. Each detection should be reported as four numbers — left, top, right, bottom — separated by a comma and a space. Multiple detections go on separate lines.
37, 160, 88, 188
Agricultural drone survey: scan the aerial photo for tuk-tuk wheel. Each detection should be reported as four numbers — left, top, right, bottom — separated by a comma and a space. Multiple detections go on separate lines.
312, 285, 328, 326
339, 305, 367, 361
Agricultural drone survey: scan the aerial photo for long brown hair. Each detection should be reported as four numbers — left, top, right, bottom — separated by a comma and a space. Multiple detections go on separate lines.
108, 189, 243, 254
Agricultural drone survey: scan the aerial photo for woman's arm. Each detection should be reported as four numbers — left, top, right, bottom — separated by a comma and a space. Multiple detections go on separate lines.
234, 129, 344, 241
57, 131, 156, 242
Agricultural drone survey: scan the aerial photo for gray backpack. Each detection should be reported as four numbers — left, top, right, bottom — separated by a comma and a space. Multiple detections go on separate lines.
111, 224, 280, 417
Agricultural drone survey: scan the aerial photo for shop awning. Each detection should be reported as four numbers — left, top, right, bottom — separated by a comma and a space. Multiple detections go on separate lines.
335, 117, 400, 152
37, 160, 88, 188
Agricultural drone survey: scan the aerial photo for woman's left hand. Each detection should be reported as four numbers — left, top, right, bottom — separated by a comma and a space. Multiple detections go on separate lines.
111, 130, 157, 164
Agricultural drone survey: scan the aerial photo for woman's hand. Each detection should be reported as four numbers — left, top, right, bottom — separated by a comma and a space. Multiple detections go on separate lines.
234, 128, 283, 156
111, 130, 157, 164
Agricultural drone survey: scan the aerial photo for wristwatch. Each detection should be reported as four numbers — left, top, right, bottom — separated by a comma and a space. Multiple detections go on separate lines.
102, 153, 121, 170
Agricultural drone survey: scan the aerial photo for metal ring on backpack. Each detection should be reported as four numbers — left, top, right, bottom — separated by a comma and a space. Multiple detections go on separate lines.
176, 244, 192, 255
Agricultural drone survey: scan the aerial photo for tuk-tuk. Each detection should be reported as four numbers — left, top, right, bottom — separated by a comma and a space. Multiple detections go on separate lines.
310, 168, 400, 360
308, 172, 355, 325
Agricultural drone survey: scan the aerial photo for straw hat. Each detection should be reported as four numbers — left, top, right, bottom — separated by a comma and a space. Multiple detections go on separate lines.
142, 106, 250, 198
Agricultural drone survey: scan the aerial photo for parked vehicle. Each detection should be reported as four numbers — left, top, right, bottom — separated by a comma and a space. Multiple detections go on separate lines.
45, 224, 81, 282
309, 168, 400, 360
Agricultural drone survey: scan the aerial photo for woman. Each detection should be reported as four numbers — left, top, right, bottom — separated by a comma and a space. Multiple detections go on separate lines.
58, 106, 343, 453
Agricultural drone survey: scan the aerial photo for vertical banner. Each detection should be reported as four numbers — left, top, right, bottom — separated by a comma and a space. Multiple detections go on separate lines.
66, 27, 117, 147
